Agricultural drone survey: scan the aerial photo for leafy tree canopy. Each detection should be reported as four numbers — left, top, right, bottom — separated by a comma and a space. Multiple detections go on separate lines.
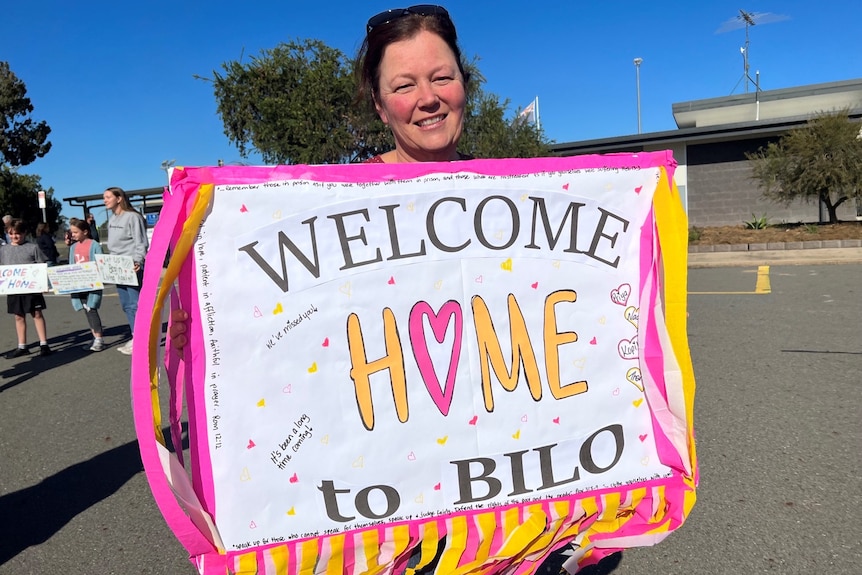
746, 109, 862, 223
0, 62, 59, 233
0, 61, 52, 168
205, 40, 551, 164
0, 168, 63, 234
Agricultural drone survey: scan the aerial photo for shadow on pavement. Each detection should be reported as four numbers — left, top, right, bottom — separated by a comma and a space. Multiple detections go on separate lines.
0, 325, 130, 393
0, 424, 187, 566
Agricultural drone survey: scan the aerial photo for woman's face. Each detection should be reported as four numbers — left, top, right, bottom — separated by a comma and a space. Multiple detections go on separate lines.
103, 190, 119, 211
374, 30, 466, 163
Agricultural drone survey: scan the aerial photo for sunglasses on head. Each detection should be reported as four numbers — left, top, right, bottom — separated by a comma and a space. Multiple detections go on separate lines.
366, 4, 451, 34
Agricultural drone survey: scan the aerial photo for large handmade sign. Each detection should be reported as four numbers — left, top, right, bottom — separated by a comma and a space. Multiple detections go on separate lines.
132, 152, 697, 575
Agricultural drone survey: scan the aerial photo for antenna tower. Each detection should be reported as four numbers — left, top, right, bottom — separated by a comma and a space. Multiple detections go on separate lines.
716, 9, 789, 94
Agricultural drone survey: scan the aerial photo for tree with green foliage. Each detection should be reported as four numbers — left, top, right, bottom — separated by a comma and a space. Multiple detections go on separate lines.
205, 40, 551, 164
746, 109, 862, 224
0, 61, 59, 234
1, 61, 52, 167
0, 170, 62, 235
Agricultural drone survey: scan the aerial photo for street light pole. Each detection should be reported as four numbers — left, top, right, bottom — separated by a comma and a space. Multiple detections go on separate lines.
633, 58, 643, 134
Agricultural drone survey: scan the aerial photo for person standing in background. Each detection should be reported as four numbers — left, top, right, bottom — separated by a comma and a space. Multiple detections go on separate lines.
103, 186, 148, 355
86, 211, 100, 243
1, 219, 52, 357
2, 215, 12, 244
68, 218, 106, 352
35, 222, 60, 266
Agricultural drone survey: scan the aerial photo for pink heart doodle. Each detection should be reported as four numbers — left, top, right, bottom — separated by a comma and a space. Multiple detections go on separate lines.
409, 301, 463, 416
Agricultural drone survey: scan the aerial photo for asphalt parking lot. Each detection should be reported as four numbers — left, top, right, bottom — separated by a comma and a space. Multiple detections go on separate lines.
1, 257, 860, 574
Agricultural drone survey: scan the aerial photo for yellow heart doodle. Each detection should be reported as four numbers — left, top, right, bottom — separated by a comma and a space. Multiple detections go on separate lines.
273, 303, 283, 315
338, 282, 352, 298
512, 430, 521, 440
501, 258, 513, 271
240, 467, 252, 482
256, 398, 265, 407
308, 362, 318, 373
286, 507, 296, 516
632, 398, 644, 407
320, 434, 329, 445
352, 456, 364, 468
436, 436, 448, 445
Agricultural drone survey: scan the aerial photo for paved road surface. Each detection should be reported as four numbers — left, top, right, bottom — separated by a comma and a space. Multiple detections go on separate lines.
1, 261, 860, 574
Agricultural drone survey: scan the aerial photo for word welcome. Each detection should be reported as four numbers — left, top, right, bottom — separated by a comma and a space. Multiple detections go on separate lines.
239, 195, 629, 293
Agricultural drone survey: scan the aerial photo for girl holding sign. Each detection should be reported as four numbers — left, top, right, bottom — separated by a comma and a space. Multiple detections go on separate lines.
68, 218, 105, 352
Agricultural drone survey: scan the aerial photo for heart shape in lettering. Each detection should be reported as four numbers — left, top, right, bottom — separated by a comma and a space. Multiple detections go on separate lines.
433, 483, 441, 491
240, 467, 251, 481
531, 282, 538, 289
322, 337, 329, 347
468, 415, 478, 425
626, 367, 644, 391
638, 434, 648, 442
612, 387, 620, 396
253, 306, 262, 318
352, 456, 364, 468
618, 336, 639, 360
521, 414, 528, 423
272, 210, 282, 219
624, 306, 639, 329
406, 202, 415, 212
475, 275, 483, 283
589, 337, 597, 345
282, 384, 292, 394
240, 204, 248, 213
610, 284, 631, 306
249, 521, 257, 529
552, 417, 560, 424
407, 451, 416, 461
247, 439, 255, 449
320, 434, 329, 445
409, 301, 463, 416
434, 280, 443, 290
562, 183, 570, 190
338, 282, 351, 297
289, 473, 298, 483
552, 260, 561, 269
388, 276, 396, 285
634, 185, 643, 194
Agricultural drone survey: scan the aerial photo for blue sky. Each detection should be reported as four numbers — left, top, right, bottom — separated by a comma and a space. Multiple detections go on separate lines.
3, 0, 861, 220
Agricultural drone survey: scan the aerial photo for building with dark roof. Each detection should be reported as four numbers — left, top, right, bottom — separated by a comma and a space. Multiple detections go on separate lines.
550, 78, 862, 227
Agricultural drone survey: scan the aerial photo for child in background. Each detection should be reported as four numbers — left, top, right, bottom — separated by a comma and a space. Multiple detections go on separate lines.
0, 219, 52, 357
68, 218, 105, 351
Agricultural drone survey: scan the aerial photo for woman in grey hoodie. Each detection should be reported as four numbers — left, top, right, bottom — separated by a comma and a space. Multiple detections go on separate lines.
103, 186, 149, 355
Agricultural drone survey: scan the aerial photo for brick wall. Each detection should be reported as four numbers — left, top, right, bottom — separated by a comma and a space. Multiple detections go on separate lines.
686, 139, 859, 227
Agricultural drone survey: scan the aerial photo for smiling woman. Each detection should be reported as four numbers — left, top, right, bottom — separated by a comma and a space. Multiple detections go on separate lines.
356, 4, 471, 164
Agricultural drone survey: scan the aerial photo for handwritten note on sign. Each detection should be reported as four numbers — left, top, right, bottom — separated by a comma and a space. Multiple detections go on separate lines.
46, 262, 104, 294
94, 254, 138, 285
0, 264, 49, 294
132, 154, 697, 575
